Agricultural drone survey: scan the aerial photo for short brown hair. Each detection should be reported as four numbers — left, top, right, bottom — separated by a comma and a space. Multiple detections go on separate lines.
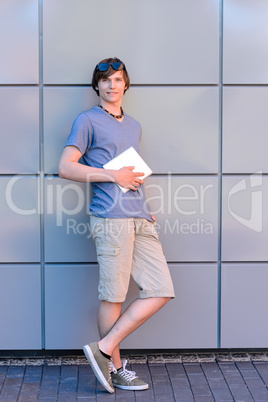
91, 57, 130, 96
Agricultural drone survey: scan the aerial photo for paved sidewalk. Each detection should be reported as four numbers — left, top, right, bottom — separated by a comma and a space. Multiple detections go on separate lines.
1, 352, 268, 401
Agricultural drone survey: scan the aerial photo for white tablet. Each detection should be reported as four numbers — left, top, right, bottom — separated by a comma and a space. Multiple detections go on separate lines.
103, 147, 153, 193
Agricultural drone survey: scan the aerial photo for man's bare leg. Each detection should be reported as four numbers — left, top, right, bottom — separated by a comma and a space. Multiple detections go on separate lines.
97, 301, 122, 369
98, 297, 170, 357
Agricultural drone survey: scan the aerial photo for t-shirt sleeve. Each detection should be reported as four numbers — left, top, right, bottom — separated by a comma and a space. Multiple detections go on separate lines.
65, 113, 93, 155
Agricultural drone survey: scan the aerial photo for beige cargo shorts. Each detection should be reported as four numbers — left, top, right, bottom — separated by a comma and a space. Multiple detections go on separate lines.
90, 215, 175, 302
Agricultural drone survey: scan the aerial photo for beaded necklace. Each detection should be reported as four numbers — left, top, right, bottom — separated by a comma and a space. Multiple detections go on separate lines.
98, 104, 124, 119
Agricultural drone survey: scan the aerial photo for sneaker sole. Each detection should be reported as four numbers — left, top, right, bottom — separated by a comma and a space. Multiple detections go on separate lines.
83, 345, 114, 393
113, 383, 149, 391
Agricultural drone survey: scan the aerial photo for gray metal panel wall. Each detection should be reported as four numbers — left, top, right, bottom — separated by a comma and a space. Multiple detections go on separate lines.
0, 176, 40, 262
223, 0, 268, 84
0, 0, 267, 350
0, 0, 39, 84
43, 0, 219, 84
0, 87, 39, 174
0, 265, 41, 349
45, 264, 218, 350
221, 264, 268, 348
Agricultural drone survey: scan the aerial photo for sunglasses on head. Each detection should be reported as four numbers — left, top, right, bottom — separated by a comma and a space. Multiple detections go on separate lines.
96, 62, 125, 72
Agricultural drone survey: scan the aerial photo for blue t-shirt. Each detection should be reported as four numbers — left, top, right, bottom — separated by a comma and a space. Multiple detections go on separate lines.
65, 106, 152, 221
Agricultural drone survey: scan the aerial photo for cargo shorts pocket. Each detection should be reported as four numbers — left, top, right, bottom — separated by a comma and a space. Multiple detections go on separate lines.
96, 245, 120, 257
140, 219, 160, 241
96, 244, 121, 283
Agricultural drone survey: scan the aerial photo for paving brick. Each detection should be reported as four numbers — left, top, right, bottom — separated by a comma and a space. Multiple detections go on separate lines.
6, 366, 25, 378
241, 378, 268, 400
57, 380, 77, 395
114, 387, 135, 400
184, 364, 203, 375
131, 363, 151, 376
166, 363, 186, 377
236, 361, 255, 370
169, 377, 190, 388
77, 371, 96, 398
150, 367, 173, 399
23, 365, 42, 384
248, 390, 268, 401
60, 364, 78, 380
252, 361, 268, 388
38, 378, 60, 399
201, 362, 224, 378
57, 395, 77, 402
79, 365, 94, 376
191, 386, 213, 398
95, 390, 115, 400
0, 367, 7, 392
149, 364, 168, 376
57, 365, 78, 401
218, 362, 238, 374
42, 365, 60, 378
172, 390, 194, 401
195, 397, 214, 402
152, 383, 173, 394
0, 369, 7, 377
0, 381, 22, 401
210, 390, 233, 401
206, 379, 233, 399
18, 382, 40, 401
135, 388, 155, 401
224, 384, 253, 401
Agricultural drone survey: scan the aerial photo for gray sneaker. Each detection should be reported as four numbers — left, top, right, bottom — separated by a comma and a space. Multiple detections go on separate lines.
83, 342, 114, 393
111, 359, 149, 391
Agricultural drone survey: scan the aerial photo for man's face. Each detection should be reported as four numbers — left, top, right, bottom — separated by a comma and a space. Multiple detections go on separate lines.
96, 70, 127, 105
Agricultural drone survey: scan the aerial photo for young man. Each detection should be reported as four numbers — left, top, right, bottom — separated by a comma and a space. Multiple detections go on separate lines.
58, 57, 175, 393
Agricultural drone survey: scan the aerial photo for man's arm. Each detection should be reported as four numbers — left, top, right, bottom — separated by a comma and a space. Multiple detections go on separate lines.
58, 145, 144, 191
